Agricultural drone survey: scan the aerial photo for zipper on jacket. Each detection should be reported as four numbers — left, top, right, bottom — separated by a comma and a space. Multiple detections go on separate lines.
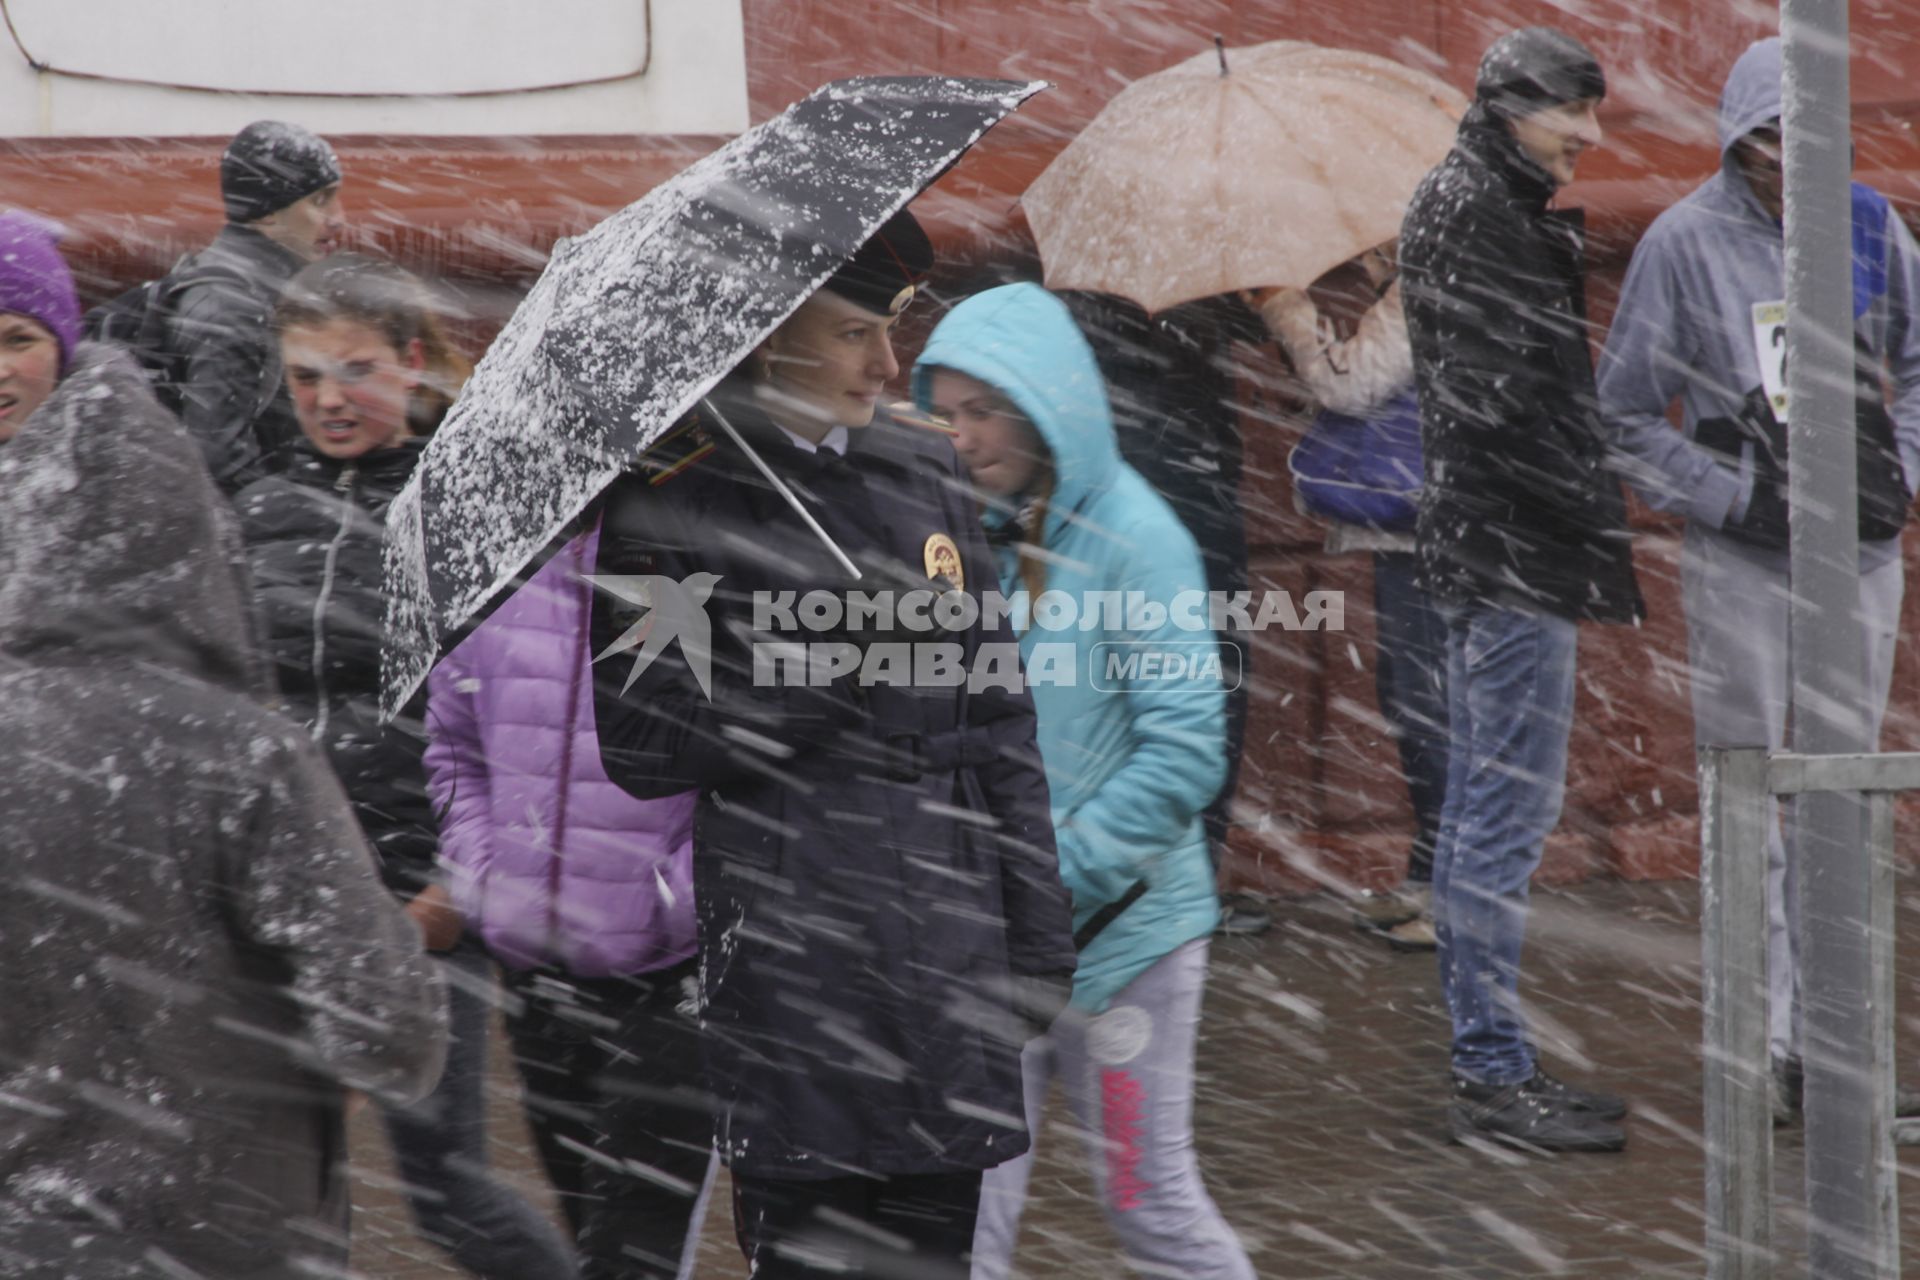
309, 462, 358, 742
547, 541, 589, 956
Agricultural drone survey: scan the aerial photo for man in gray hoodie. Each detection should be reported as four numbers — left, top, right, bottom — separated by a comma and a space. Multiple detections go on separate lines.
0, 332, 446, 1277
1597, 35, 1920, 1122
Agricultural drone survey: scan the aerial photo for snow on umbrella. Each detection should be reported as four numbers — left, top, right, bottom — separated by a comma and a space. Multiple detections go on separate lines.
379, 75, 1044, 717
1022, 40, 1467, 313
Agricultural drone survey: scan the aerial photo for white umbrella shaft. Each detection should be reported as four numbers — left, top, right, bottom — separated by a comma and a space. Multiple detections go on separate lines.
699, 396, 863, 580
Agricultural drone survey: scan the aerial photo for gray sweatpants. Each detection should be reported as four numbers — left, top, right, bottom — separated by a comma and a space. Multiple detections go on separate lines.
1681, 526, 1905, 1061
970, 939, 1253, 1280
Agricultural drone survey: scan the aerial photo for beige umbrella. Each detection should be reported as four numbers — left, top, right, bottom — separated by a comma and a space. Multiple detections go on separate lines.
1023, 40, 1468, 313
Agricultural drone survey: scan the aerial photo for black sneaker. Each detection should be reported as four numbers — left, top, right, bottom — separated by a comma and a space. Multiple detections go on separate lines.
1529, 1068, 1628, 1121
1771, 1056, 1920, 1123
1450, 1075, 1628, 1153
1772, 1056, 1803, 1128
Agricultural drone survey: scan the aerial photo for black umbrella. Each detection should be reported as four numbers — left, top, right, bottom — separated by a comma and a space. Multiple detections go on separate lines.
380, 75, 1044, 716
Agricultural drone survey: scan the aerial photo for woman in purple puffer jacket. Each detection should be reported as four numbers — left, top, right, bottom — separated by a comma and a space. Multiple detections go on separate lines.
424, 517, 716, 1280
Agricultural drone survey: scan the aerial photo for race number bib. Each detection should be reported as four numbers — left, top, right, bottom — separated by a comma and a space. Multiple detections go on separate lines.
1752, 300, 1788, 422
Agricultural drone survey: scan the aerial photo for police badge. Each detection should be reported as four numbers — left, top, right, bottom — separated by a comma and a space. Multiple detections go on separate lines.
923, 532, 963, 592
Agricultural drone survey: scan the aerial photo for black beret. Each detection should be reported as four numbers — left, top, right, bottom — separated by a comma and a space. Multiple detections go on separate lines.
821, 207, 934, 316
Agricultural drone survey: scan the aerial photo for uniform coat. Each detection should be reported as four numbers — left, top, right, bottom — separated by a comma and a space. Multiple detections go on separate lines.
590, 391, 1077, 1180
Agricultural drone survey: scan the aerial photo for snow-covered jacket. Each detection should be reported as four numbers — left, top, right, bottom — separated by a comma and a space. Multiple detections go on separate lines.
169, 223, 305, 492
1399, 105, 1643, 623
915, 283, 1227, 1013
1597, 35, 1920, 568
425, 522, 698, 977
0, 346, 444, 1279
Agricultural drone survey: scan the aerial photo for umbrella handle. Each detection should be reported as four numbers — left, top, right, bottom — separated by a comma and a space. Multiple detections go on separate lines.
698, 396, 864, 580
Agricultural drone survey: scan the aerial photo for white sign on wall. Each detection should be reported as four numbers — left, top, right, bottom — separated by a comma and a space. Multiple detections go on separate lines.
9, 0, 649, 96
0, 0, 747, 137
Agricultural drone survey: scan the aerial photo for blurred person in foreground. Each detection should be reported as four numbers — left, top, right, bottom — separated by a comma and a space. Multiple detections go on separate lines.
1399, 26, 1643, 1152
1248, 241, 1447, 952
234, 255, 579, 1278
590, 210, 1077, 1278
0, 210, 446, 1279
1597, 35, 1920, 1126
915, 282, 1253, 1280
426, 514, 717, 1277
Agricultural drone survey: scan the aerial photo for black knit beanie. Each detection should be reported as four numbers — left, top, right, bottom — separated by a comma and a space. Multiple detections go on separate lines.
1475, 27, 1606, 119
220, 121, 341, 224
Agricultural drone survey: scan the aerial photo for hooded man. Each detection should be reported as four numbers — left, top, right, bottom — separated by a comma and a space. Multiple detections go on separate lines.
1399, 25, 1642, 1153
169, 119, 346, 492
0, 324, 444, 1275
1597, 36, 1920, 1124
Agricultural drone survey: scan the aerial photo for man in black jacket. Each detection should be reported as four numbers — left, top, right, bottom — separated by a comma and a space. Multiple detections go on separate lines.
172, 119, 344, 492
1399, 26, 1643, 1154
590, 211, 1077, 1278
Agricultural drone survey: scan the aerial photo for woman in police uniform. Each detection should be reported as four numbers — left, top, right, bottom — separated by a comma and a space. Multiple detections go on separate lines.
589, 209, 1076, 1279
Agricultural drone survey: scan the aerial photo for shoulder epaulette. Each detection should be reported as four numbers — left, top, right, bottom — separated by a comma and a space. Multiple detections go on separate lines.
637, 414, 718, 487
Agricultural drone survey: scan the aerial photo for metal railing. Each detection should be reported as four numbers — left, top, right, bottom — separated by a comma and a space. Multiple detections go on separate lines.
1701, 747, 1918, 1279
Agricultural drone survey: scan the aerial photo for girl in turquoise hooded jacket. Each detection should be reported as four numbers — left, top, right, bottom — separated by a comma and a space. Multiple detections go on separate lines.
916, 283, 1253, 1280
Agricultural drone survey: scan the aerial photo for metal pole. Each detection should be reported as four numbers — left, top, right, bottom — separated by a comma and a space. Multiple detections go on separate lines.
1700, 746, 1776, 1279
1864, 790, 1899, 1275
1779, 5, 1890, 1275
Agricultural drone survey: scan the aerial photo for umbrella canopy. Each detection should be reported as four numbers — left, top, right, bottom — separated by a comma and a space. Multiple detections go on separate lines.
1023, 41, 1467, 314
380, 75, 1043, 717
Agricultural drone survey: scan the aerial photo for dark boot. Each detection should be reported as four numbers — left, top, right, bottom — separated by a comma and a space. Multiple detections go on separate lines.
1450, 1074, 1628, 1153
1529, 1067, 1628, 1121
1771, 1056, 1803, 1128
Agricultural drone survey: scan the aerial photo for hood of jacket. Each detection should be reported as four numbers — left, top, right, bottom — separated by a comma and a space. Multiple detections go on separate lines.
911, 282, 1119, 536
0, 343, 269, 696
1718, 37, 1782, 161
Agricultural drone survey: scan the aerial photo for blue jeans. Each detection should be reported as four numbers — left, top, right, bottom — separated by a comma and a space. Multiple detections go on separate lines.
381, 944, 580, 1280
1372, 552, 1451, 882
1431, 602, 1578, 1086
